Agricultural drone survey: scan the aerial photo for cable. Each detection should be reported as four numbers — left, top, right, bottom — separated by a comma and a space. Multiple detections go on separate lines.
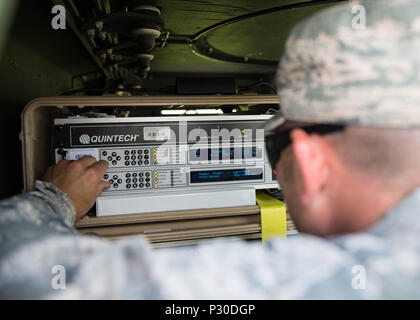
189, 0, 347, 66
238, 81, 276, 94
60, 87, 175, 96
265, 108, 279, 115
191, 0, 346, 41
265, 188, 283, 200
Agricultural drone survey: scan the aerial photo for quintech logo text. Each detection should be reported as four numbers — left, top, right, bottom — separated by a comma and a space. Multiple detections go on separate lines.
78, 134, 140, 144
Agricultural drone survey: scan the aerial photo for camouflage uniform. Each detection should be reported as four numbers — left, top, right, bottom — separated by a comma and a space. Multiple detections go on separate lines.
1, 180, 420, 299
2, 0, 420, 299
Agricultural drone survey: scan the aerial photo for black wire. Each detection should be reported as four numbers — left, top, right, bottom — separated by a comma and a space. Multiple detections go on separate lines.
60, 88, 137, 96
191, 0, 347, 40
238, 81, 276, 94
60, 87, 175, 96
187, 0, 347, 66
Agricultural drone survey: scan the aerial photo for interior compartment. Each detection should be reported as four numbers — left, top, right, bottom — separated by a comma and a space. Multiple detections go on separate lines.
21, 95, 294, 245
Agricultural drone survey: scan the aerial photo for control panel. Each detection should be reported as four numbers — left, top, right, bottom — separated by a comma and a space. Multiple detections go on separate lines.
103, 170, 153, 190
101, 148, 152, 167
54, 115, 278, 194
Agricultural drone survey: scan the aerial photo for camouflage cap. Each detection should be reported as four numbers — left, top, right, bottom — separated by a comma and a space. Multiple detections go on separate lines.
266, 0, 420, 132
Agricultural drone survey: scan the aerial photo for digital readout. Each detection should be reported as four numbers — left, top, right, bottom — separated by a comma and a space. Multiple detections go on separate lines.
190, 168, 263, 183
190, 146, 262, 161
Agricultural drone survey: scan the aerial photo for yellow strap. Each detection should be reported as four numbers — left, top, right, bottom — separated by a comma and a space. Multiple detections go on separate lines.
256, 191, 287, 242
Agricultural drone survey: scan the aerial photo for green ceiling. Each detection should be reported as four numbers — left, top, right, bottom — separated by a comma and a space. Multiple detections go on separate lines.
151, 0, 340, 75
0, 0, 344, 98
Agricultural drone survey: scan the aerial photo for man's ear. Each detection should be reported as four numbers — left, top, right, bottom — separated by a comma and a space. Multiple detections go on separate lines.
290, 129, 329, 205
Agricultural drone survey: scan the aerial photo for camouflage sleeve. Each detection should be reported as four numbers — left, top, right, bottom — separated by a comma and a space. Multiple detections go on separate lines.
0, 182, 372, 299
0, 180, 76, 236
0, 180, 164, 299
152, 235, 363, 299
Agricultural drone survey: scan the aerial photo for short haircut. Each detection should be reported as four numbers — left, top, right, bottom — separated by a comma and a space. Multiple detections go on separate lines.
327, 126, 420, 184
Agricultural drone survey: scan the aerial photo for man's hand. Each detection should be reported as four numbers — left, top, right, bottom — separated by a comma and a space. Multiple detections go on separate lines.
42, 157, 110, 220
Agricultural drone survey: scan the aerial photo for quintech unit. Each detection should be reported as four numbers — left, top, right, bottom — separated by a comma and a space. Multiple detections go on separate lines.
54, 115, 277, 216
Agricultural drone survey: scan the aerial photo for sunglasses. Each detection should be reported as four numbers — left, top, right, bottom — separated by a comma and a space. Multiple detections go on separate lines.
265, 123, 346, 170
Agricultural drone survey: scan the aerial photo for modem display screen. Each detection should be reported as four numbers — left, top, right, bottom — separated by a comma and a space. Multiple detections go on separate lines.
190, 168, 263, 183
189, 146, 262, 161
